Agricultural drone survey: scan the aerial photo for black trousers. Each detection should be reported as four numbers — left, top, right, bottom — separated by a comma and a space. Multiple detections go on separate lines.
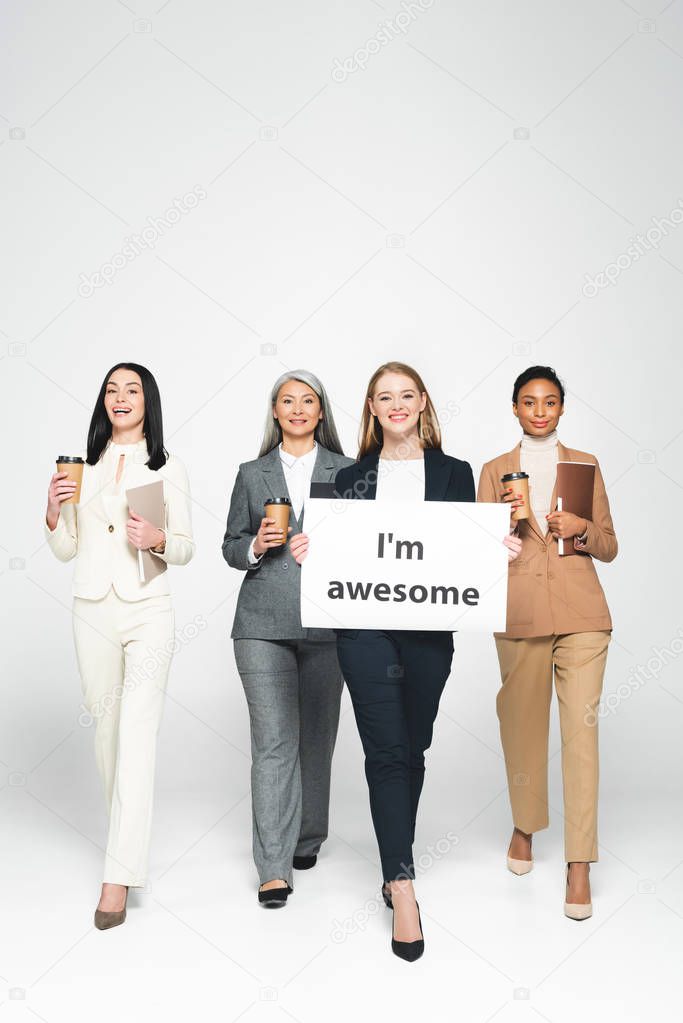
336, 628, 454, 881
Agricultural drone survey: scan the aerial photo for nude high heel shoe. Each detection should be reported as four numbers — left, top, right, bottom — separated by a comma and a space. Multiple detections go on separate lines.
507, 830, 533, 875
564, 864, 592, 920
507, 855, 534, 875
94, 886, 129, 930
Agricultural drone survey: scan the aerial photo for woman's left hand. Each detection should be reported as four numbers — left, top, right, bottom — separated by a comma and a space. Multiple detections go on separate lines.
289, 532, 309, 564
503, 531, 522, 562
545, 511, 587, 540
127, 510, 164, 550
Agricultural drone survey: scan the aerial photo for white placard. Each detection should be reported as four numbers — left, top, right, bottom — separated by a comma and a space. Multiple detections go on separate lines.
300, 498, 510, 632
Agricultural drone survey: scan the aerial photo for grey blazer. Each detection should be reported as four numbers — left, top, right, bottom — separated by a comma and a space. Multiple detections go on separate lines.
222, 444, 354, 641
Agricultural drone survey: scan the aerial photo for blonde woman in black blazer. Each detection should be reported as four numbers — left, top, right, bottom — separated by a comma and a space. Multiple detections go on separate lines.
292, 361, 521, 960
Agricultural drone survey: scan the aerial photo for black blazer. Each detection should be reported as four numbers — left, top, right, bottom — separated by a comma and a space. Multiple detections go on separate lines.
334, 446, 475, 503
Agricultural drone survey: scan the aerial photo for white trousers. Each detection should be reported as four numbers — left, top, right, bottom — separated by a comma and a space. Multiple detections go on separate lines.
72, 586, 175, 886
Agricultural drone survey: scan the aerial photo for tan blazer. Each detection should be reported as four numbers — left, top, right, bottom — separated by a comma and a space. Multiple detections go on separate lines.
477, 441, 617, 639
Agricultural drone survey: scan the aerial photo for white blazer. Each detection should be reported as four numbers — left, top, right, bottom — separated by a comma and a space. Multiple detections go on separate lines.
45, 437, 194, 600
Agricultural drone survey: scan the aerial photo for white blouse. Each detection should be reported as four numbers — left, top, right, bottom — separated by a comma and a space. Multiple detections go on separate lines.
277, 441, 318, 521
376, 456, 426, 502
44, 436, 194, 601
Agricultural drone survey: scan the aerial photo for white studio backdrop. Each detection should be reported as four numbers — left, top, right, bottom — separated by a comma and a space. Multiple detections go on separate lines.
2, 1, 683, 1021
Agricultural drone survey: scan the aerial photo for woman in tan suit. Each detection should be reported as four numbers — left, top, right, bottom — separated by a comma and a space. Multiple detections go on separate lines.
477, 366, 617, 920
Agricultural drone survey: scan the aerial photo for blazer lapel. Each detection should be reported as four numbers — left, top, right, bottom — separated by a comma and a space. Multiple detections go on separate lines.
309, 445, 338, 486
96, 444, 124, 523
260, 446, 295, 530
299, 445, 338, 529
424, 447, 451, 501
346, 447, 449, 501
351, 451, 380, 499
510, 438, 573, 544
261, 444, 339, 530
507, 442, 546, 542
545, 441, 572, 546
260, 445, 287, 496
347, 447, 450, 500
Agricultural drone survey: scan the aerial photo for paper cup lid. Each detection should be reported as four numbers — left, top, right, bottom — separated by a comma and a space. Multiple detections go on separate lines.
501, 471, 528, 481
264, 497, 291, 506
57, 456, 84, 463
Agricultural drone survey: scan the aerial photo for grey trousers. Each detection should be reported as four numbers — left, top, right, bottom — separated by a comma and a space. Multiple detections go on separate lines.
233, 637, 344, 888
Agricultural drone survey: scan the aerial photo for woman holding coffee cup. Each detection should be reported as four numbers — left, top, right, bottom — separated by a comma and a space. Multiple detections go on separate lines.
290, 362, 521, 960
44, 362, 194, 929
477, 365, 618, 920
222, 371, 353, 908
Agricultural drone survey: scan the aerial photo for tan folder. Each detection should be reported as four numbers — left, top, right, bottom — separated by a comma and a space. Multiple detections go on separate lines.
556, 461, 595, 556
126, 480, 167, 583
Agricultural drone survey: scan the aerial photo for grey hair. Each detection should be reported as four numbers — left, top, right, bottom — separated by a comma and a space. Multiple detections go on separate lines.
257, 369, 345, 457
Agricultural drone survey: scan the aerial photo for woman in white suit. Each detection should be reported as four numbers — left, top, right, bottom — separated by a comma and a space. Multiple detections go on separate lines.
44, 362, 194, 929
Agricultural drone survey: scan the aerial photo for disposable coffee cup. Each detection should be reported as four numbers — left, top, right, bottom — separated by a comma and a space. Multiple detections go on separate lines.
501, 472, 529, 521
264, 497, 291, 545
56, 456, 85, 504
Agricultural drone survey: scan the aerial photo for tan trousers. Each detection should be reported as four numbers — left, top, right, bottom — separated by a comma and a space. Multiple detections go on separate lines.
494, 631, 611, 862
73, 587, 175, 886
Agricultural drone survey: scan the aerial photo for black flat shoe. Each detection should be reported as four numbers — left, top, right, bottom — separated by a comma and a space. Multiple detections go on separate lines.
381, 883, 393, 909
391, 902, 424, 962
293, 855, 317, 870
258, 884, 292, 908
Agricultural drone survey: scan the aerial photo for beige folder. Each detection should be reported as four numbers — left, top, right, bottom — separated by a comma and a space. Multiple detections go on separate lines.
126, 480, 167, 583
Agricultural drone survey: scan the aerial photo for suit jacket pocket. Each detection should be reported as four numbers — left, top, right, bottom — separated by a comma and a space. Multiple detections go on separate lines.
562, 562, 609, 621
564, 550, 592, 570
506, 560, 534, 626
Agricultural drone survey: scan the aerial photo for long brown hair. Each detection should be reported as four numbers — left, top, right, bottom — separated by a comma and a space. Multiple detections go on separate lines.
357, 361, 442, 459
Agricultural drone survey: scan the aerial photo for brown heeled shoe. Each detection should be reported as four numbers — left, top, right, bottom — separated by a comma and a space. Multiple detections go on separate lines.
94, 886, 129, 930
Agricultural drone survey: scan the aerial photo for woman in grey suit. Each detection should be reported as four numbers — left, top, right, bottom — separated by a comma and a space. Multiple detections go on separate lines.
222, 370, 353, 907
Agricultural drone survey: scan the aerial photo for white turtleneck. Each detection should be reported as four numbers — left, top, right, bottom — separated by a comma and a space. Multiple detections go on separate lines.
519, 429, 559, 534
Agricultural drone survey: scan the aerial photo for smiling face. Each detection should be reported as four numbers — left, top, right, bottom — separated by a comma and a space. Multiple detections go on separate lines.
104, 368, 145, 433
513, 377, 564, 436
273, 379, 322, 441
368, 371, 427, 441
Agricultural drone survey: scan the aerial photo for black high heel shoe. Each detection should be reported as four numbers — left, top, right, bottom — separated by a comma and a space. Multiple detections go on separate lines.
293, 855, 317, 870
391, 901, 424, 962
381, 883, 393, 909
258, 883, 292, 908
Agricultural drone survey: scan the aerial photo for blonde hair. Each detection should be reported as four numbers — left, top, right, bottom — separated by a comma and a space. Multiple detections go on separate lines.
357, 361, 442, 459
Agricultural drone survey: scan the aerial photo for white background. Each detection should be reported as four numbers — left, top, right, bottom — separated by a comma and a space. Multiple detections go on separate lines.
2, 1, 683, 1021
